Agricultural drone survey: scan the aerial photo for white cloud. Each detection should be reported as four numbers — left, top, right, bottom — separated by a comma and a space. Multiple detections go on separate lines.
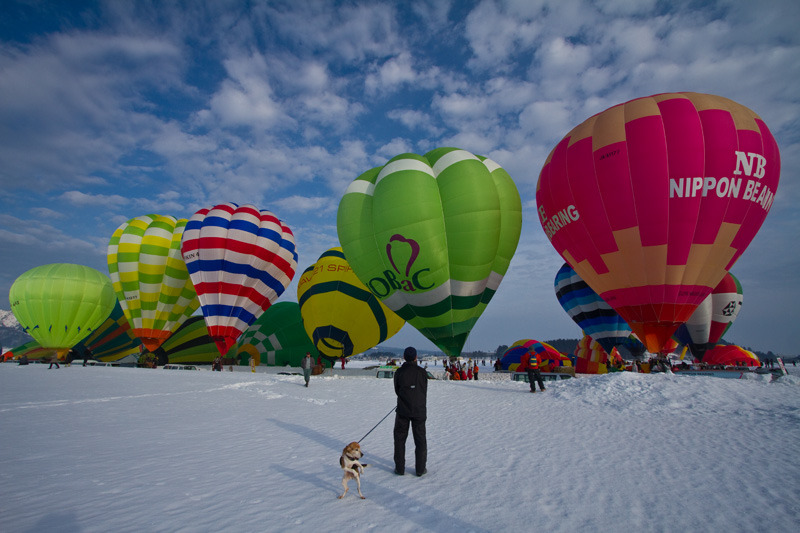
59, 191, 129, 208
464, 0, 540, 71
275, 195, 332, 214
207, 54, 291, 130
265, 2, 400, 63
29, 207, 66, 220
518, 100, 572, 140
365, 52, 418, 94
376, 138, 415, 160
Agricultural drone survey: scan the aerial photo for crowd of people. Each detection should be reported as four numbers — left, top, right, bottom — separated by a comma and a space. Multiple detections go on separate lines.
441, 358, 480, 381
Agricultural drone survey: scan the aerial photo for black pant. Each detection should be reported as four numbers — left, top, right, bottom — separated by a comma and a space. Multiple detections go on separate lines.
527, 368, 545, 391
394, 414, 426, 474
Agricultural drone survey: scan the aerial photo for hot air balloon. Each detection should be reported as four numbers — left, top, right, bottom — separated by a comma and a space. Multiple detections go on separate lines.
702, 344, 759, 367
499, 339, 570, 372
673, 272, 743, 361
107, 214, 200, 352
9, 263, 116, 359
537, 93, 779, 354
297, 248, 404, 360
554, 262, 638, 354
74, 300, 142, 362
3, 339, 54, 361
181, 203, 298, 356
158, 316, 220, 364
338, 148, 522, 356
574, 335, 623, 374
234, 302, 318, 367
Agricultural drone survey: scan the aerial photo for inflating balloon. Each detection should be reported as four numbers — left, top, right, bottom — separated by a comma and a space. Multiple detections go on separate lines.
4, 339, 54, 361
235, 302, 318, 367
554, 262, 635, 354
108, 214, 200, 351
297, 248, 404, 359
574, 335, 623, 374
499, 339, 570, 372
702, 344, 759, 367
338, 148, 522, 356
181, 203, 298, 356
75, 300, 141, 362
673, 272, 743, 361
9, 263, 116, 359
537, 93, 779, 353
159, 316, 220, 364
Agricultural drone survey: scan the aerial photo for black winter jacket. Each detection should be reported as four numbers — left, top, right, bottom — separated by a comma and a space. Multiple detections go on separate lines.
394, 361, 428, 419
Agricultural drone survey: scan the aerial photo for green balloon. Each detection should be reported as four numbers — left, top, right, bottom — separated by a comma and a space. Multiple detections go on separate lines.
337, 148, 522, 356
9, 263, 117, 355
159, 316, 219, 364
234, 302, 318, 366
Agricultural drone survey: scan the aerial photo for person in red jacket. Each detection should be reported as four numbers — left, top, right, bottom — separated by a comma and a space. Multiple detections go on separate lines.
521, 350, 546, 393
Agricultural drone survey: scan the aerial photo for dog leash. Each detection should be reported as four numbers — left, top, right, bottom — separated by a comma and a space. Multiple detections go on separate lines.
358, 406, 396, 443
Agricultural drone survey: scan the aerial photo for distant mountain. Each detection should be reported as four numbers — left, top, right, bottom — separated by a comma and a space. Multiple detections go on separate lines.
0, 309, 33, 352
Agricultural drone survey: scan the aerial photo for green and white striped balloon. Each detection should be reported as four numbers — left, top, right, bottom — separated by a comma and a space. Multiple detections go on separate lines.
337, 148, 522, 356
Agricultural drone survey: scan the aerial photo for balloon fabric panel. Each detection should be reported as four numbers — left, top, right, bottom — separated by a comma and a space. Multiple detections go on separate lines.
537, 93, 780, 353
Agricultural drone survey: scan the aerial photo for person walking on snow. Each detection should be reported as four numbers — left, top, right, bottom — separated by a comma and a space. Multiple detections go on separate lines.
301, 352, 314, 387
393, 347, 428, 477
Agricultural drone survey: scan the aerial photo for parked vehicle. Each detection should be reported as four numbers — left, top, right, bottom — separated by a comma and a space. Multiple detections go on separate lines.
376, 365, 437, 380
163, 364, 201, 370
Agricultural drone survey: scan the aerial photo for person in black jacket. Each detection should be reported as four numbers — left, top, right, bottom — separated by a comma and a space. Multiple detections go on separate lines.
393, 346, 427, 477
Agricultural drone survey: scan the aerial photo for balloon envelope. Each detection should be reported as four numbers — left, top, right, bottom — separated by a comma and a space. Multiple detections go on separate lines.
537, 93, 779, 353
673, 272, 743, 360
75, 300, 142, 362
338, 148, 522, 356
234, 302, 318, 366
181, 203, 298, 356
574, 334, 622, 374
107, 214, 200, 351
297, 248, 404, 359
499, 339, 568, 372
158, 316, 219, 364
9, 263, 116, 356
554, 262, 634, 354
702, 344, 759, 367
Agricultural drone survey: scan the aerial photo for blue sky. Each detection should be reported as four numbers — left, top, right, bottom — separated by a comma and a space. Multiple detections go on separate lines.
1, 0, 798, 355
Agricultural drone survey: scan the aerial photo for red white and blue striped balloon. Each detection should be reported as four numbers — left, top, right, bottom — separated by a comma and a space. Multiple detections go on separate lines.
181, 203, 298, 355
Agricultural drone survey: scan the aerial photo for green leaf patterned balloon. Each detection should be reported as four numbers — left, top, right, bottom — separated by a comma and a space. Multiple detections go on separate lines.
337, 148, 522, 356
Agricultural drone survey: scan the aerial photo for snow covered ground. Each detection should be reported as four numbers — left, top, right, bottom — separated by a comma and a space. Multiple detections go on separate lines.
1, 360, 798, 533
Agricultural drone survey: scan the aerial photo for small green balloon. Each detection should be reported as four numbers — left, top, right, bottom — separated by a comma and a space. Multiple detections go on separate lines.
9, 263, 117, 354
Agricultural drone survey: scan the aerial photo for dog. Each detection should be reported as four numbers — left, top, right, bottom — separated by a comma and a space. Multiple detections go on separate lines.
338, 441, 369, 499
